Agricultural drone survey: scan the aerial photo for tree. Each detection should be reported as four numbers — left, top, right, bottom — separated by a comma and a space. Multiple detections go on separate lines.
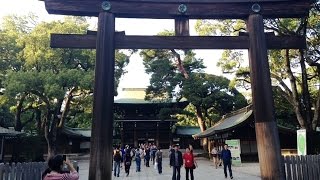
195, 1, 320, 152
0, 15, 130, 157
140, 31, 247, 150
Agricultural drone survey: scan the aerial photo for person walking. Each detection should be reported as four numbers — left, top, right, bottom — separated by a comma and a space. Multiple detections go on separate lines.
169, 144, 175, 158
151, 144, 157, 165
145, 146, 151, 167
113, 147, 122, 177
183, 147, 197, 180
211, 146, 219, 169
124, 149, 132, 177
170, 144, 183, 180
135, 147, 142, 172
221, 144, 233, 179
155, 147, 163, 174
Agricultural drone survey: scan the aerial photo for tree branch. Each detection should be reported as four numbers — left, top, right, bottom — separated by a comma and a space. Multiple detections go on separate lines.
284, 49, 306, 129
270, 72, 292, 97
58, 87, 77, 128
170, 49, 189, 79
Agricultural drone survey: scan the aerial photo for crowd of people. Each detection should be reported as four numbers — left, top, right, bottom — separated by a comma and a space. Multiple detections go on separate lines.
112, 143, 164, 177
40, 143, 233, 180
112, 143, 233, 180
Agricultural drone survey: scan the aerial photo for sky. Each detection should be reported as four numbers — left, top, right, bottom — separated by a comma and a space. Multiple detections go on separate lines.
0, 0, 248, 97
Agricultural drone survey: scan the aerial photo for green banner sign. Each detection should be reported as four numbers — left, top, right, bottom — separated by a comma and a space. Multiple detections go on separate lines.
225, 139, 242, 166
297, 129, 307, 155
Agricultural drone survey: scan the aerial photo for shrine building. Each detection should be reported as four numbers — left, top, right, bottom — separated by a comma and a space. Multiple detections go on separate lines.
113, 88, 189, 148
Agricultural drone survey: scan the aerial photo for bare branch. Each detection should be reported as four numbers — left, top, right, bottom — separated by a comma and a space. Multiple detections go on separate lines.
170, 49, 189, 79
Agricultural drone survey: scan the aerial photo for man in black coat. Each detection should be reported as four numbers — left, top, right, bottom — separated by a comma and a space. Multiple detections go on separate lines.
221, 144, 233, 179
169, 144, 183, 180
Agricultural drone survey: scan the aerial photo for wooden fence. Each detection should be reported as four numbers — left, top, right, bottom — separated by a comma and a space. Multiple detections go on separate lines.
283, 155, 320, 180
0, 162, 47, 180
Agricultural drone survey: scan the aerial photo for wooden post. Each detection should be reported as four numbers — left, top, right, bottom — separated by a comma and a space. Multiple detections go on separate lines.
89, 12, 115, 180
247, 14, 285, 180
175, 17, 189, 36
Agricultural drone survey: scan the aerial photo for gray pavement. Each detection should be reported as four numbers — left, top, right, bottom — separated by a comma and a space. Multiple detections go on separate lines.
77, 158, 261, 180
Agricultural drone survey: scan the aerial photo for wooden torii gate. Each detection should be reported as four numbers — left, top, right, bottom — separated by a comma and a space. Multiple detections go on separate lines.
44, 0, 310, 179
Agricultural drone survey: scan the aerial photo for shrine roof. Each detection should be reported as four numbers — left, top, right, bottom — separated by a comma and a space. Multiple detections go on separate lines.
193, 105, 296, 139
0, 127, 23, 137
193, 105, 253, 139
115, 88, 187, 104
62, 127, 91, 138
176, 126, 201, 136
114, 98, 186, 104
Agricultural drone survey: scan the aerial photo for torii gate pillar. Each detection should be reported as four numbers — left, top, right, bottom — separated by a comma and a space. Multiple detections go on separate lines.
89, 12, 115, 180
247, 14, 284, 179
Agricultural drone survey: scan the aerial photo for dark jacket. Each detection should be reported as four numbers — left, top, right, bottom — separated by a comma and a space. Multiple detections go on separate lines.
221, 149, 232, 163
145, 149, 151, 159
169, 150, 183, 167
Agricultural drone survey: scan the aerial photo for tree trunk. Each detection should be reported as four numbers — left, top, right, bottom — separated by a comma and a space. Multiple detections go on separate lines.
46, 135, 57, 159
195, 105, 208, 151
15, 94, 26, 131
35, 109, 42, 134
312, 86, 320, 130
58, 87, 76, 128
45, 115, 60, 159
299, 49, 312, 130
285, 50, 307, 129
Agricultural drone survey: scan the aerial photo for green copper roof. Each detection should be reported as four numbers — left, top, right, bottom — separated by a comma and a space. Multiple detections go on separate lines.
0, 127, 23, 136
193, 106, 253, 139
115, 88, 187, 104
193, 105, 296, 139
176, 126, 201, 136
62, 127, 91, 138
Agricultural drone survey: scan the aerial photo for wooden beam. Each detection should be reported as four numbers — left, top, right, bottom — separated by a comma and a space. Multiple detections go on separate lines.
50, 33, 306, 49
89, 12, 115, 180
44, 0, 310, 19
175, 17, 190, 36
115, 0, 292, 3
247, 14, 284, 179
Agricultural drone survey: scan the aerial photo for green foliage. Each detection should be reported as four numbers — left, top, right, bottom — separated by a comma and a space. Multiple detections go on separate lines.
194, 3, 320, 131
0, 15, 130, 134
140, 31, 247, 128
273, 87, 298, 129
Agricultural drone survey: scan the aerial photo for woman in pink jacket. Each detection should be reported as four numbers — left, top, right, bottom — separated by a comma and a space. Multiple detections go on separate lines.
42, 155, 79, 180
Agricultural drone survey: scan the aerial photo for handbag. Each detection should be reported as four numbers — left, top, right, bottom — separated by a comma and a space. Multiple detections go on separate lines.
192, 164, 196, 169
154, 162, 158, 170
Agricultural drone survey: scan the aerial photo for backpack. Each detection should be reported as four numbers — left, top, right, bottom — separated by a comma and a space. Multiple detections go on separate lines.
114, 150, 121, 162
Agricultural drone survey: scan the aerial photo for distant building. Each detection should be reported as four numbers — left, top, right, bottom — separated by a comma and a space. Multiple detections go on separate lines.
0, 127, 23, 162
114, 88, 189, 148
193, 105, 297, 161
62, 88, 200, 152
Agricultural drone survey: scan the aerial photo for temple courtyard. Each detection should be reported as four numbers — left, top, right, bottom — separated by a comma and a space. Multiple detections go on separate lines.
77, 157, 260, 180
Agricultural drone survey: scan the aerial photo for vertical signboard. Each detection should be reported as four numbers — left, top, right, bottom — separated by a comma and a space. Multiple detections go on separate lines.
225, 139, 242, 165
297, 129, 307, 155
